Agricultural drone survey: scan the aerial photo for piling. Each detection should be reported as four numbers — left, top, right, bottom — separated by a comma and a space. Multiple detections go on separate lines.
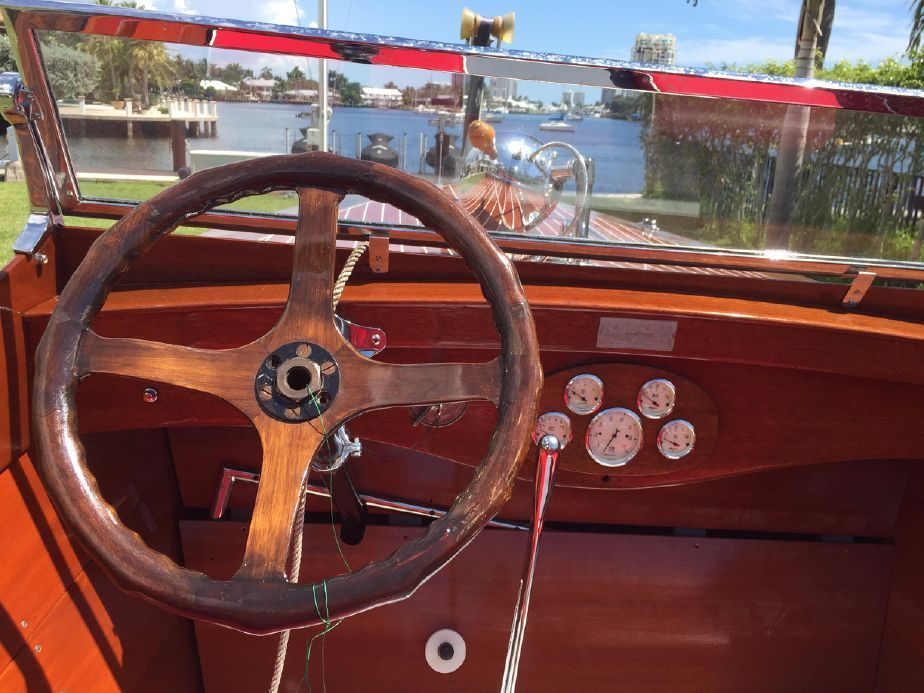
171, 120, 187, 172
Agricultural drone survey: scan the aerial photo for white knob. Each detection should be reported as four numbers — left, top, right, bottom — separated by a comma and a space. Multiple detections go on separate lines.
425, 628, 466, 674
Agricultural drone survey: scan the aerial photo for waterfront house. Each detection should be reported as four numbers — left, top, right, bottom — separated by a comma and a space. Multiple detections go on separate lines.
360, 86, 402, 108
241, 77, 277, 101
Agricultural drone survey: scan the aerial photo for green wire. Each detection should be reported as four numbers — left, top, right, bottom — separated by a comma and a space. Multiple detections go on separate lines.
301, 389, 354, 692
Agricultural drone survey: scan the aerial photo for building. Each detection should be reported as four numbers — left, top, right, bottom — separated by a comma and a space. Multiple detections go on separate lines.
241, 78, 277, 101
199, 79, 238, 93
561, 90, 586, 109
283, 89, 318, 103
361, 86, 403, 108
488, 77, 517, 103
632, 33, 676, 65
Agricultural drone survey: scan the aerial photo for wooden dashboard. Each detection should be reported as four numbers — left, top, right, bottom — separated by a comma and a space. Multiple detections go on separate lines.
20, 227, 924, 494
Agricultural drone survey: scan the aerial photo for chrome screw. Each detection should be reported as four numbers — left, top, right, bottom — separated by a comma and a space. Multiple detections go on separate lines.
32, 252, 48, 265
142, 387, 158, 403
296, 343, 311, 357
370, 333, 382, 346
20, 620, 27, 628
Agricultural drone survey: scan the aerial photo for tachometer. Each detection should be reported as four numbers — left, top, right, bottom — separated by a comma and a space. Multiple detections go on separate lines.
637, 378, 676, 419
657, 419, 696, 460
533, 411, 573, 449
585, 407, 643, 467
564, 374, 604, 415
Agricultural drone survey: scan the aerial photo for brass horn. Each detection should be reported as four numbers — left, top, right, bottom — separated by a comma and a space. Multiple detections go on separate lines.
492, 12, 515, 45
460, 7, 477, 41
460, 8, 514, 45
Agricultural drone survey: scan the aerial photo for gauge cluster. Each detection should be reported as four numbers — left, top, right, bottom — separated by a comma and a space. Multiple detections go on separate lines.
532, 364, 717, 479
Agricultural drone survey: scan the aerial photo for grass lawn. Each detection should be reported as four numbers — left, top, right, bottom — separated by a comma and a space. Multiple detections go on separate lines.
0, 180, 297, 266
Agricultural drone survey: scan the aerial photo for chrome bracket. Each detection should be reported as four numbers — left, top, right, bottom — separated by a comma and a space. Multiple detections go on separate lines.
0, 72, 64, 242
336, 315, 386, 357
310, 426, 362, 473
842, 270, 876, 308
209, 467, 260, 519
11, 212, 53, 258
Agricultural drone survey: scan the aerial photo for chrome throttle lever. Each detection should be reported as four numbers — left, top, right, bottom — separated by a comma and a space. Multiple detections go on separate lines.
500, 434, 561, 693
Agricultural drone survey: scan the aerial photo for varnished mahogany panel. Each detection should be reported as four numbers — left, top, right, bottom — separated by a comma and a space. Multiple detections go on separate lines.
182, 521, 893, 693
875, 469, 924, 690
167, 426, 907, 537
0, 431, 196, 690
0, 249, 57, 471
55, 225, 924, 326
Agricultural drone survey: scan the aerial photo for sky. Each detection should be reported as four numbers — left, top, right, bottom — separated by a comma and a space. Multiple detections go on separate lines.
60, 0, 919, 101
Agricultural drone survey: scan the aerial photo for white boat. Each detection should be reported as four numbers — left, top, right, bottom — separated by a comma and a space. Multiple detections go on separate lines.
539, 120, 576, 132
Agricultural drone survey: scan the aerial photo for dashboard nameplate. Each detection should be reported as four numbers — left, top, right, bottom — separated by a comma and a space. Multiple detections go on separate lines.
597, 317, 677, 352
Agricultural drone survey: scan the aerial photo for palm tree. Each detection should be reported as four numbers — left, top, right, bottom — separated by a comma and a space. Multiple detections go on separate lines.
126, 40, 175, 107
765, 0, 827, 249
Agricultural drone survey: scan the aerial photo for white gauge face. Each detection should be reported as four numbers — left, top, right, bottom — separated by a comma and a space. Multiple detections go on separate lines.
585, 407, 643, 467
637, 378, 676, 420
657, 419, 696, 460
564, 374, 604, 415
533, 411, 573, 449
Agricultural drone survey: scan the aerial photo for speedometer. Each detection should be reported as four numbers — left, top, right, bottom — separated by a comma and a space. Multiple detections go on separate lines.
585, 407, 643, 467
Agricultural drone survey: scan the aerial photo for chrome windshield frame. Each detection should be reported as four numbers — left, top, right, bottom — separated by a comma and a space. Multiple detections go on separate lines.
4, 0, 924, 282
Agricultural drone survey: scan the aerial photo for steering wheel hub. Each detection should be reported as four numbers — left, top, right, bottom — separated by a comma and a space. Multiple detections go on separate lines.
255, 341, 340, 422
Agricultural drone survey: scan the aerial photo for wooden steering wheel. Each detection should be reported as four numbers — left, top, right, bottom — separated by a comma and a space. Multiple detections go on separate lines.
32, 153, 542, 635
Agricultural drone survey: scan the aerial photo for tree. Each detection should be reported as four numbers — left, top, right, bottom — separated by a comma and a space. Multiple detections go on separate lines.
340, 81, 363, 106
42, 41, 101, 99
765, 0, 827, 249
259, 66, 275, 80
0, 36, 100, 100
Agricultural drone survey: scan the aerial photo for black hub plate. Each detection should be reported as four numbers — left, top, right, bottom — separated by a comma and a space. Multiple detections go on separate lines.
254, 342, 340, 423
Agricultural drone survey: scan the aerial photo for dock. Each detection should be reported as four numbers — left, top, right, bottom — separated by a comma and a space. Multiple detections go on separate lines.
58, 97, 218, 138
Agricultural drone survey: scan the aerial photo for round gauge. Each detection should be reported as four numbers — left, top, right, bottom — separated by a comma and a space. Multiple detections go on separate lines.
533, 411, 573, 449
409, 402, 468, 428
657, 419, 696, 460
637, 378, 676, 420
585, 407, 643, 467
564, 374, 604, 415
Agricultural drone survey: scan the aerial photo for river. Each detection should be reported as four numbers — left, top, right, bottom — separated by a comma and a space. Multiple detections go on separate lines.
65, 102, 646, 194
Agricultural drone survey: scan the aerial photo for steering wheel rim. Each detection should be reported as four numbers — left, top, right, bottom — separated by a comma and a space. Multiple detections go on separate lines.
32, 152, 542, 635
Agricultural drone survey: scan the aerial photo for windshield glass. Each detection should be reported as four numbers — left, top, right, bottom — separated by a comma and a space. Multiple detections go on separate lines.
24, 25, 924, 267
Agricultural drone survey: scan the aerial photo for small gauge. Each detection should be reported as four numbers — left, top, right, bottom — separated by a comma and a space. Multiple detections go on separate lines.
564, 374, 604, 415
657, 419, 696, 460
409, 402, 468, 428
533, 411, 572, 449
637, 378, 676, 420
585, 407, 643, 467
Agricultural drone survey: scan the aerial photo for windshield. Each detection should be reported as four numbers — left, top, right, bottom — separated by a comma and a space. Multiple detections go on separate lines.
13, 11, 924, 271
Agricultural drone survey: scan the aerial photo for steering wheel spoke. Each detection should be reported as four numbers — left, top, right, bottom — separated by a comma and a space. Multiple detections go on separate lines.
234, 421, 324, 582
269, 187, 345, 347
346, 357, 502, 414
77, 331, 260, 418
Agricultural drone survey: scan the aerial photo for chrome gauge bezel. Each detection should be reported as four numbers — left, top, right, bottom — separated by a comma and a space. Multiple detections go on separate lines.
564, 373, 605, 416
656, 419, 696, 460
584, 407, 643, 468
637, 378, 677, 420
533, 411, 573, 449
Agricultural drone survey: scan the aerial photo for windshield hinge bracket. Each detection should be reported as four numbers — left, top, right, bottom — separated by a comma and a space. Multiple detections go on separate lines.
368, 234, 389, 273
842, 270, 876, 308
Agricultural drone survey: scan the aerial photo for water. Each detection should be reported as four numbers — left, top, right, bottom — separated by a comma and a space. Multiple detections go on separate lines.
65, 102, 645, 194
